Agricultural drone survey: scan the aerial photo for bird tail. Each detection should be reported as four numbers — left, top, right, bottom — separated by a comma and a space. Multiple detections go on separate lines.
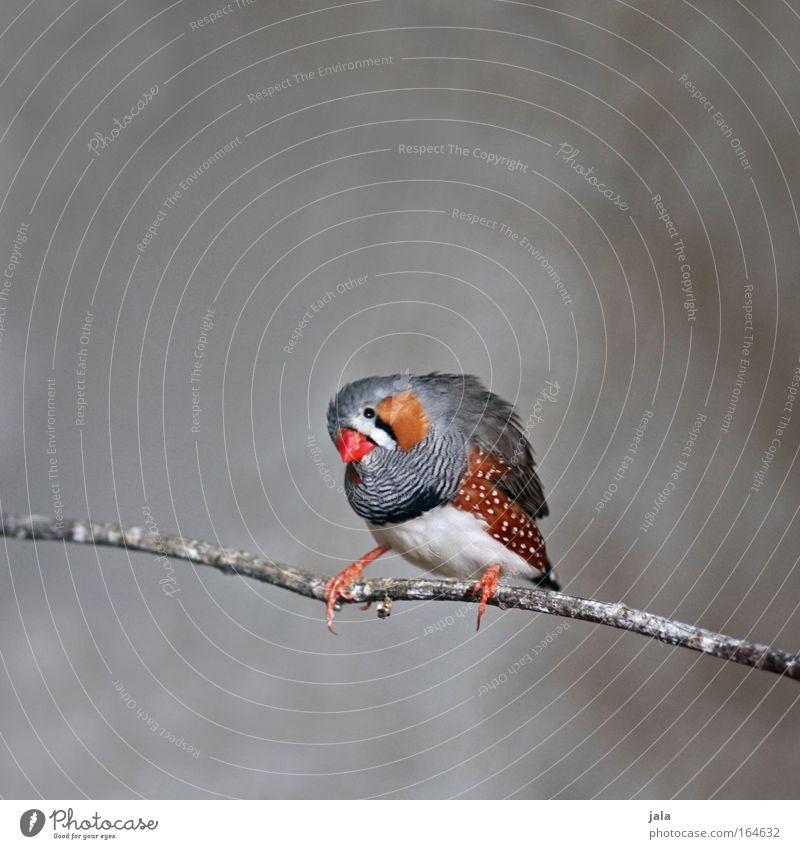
530, 556, 561, 592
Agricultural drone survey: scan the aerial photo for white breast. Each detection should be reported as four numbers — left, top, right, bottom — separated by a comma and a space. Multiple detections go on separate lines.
369, 505, 535, 580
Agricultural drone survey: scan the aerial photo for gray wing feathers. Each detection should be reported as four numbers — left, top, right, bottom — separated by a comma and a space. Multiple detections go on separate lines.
412, 373, 549, 518
467, 383, 549, 519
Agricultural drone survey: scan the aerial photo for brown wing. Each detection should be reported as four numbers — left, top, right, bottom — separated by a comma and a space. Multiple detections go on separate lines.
451, 446, 548, 572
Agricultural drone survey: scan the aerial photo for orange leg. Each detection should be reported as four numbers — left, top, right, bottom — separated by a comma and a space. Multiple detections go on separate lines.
471, 565, 502, 631
325, 545, 390, 634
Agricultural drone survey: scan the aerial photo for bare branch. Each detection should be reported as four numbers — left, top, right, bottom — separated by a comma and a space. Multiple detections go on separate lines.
2, 512, 799, 682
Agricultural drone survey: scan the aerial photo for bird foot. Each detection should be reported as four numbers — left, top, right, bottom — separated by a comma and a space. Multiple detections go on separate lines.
324, 546, 389, 634
471, 565, 502, 631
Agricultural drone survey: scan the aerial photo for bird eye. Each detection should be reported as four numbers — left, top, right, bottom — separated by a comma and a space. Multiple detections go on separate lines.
363, 407, 376, 419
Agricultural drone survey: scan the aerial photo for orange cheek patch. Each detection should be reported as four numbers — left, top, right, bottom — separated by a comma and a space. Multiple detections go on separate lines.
376, 391, 431, 451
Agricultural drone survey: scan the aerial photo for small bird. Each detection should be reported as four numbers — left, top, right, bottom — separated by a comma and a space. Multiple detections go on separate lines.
324, 372, 558, 632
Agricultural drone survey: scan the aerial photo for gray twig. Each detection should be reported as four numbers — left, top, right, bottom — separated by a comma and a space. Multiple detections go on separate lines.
2, 512, 799, 682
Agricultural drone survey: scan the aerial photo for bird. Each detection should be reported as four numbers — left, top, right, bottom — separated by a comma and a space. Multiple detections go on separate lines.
324, 372, 559, 633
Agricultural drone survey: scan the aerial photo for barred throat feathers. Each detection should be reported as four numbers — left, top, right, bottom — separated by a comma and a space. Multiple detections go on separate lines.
344, 428, 466, 525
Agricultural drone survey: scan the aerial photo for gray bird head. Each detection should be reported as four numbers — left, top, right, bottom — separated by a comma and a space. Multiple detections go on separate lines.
327, 372, 502, 524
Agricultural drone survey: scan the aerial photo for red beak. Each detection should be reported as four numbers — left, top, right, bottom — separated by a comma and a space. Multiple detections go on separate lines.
335, 428, 376, 463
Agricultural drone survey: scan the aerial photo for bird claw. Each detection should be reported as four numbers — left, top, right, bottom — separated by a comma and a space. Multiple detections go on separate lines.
325, 563, 365, 634
324, 546, 390, 634
471, 565, 501, 631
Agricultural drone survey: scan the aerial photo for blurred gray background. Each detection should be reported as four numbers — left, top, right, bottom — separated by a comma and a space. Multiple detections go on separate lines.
1, 0, 799, 799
